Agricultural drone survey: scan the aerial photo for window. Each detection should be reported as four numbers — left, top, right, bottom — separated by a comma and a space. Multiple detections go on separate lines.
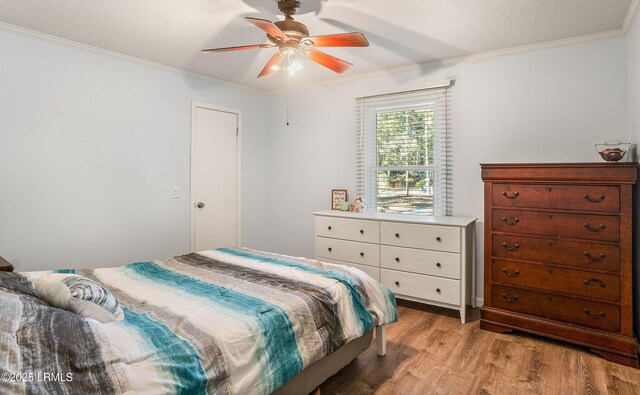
356, 83, 452, 215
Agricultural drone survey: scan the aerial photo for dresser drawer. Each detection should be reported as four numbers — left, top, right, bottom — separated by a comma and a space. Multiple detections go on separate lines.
320, 257, 380, 282
381, 269, 460, 305
492, 184, 619, 213
492, 285, 620, 332
381, 245, 460, 279
316, 237, 380, 267
493, 209, 619, 242
492, 260, 620, 302
315, 216, 379, 243
380, 222, 460, 253
492, 234, 620, 272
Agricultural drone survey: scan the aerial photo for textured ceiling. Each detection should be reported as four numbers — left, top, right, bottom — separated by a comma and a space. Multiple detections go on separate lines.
0, 0, 634, 91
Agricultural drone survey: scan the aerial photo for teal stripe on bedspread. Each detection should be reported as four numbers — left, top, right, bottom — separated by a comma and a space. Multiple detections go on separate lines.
122, 307, 208, 394
124, 262, 304, 391
218, 248, 375, 333
53, 269, 76, 274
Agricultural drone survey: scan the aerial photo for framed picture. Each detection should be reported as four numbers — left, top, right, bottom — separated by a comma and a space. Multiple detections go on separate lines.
331, 189, 348, 210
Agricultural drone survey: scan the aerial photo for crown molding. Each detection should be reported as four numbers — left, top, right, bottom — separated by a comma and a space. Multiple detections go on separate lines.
623, 0, 640, 33
271, 28, 625, 94
0, 21, 270, 95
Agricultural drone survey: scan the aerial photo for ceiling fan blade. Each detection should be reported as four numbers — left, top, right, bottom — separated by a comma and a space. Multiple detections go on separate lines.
258, 51, 285, 78
305, 49, 352, 74
202, 44, 273, 53
245, 17, 287, 39
309, 32, 369, 47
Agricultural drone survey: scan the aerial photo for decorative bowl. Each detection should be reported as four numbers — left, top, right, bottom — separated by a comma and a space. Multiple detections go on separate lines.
595, 141, 630, 162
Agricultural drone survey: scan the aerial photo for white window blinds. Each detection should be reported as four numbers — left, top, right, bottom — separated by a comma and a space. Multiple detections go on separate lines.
355, 83, 452, 215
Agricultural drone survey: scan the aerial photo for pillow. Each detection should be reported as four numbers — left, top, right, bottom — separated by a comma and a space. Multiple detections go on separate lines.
34, 273, 124, 323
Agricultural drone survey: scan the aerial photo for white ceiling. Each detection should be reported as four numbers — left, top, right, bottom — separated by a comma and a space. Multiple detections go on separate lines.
0, 0, 635, 91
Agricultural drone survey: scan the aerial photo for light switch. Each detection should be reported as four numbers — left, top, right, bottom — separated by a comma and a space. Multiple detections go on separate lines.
173, 187, 180, 199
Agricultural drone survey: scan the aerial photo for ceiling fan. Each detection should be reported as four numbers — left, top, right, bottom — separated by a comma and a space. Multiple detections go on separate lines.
202, 0, 369, 78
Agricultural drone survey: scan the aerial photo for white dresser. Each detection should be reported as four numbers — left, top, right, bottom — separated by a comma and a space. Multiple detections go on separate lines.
314, 210, 477, 323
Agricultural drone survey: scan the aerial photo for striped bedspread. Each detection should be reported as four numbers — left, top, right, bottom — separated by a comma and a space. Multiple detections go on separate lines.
0, 248, 397, 394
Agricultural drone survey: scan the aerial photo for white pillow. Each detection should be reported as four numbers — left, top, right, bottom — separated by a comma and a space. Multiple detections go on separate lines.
34, 273, 124, 323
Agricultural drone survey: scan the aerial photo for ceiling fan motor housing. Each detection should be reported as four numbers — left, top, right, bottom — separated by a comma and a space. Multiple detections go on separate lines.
272, 19, 309, 44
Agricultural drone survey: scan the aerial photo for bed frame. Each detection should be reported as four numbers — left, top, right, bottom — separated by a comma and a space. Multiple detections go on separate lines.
274, 326, 387, 394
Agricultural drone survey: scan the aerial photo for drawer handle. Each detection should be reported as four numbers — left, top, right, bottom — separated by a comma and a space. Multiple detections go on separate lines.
328, 247, 332, 252
395, 281, 400, 287
395, 233, 400, 238
583, 308, 605, 319
360, 229, 364, 234
583, 278, 606, 288
501, 293, 519, 303
395, 257, 400, 263
583, 194, 605, 203
501, 242, 520, 251
583, 223, 605, 232
501, 216, 519, 225
436, 262, 441, 268
436, 236, 442, 242
436, 288, 441, 293
360, 252, 365, 257
583, 251, 605, 262
328, 226, 332, 231
501, 268, 520, 277
502, 191, 520, 199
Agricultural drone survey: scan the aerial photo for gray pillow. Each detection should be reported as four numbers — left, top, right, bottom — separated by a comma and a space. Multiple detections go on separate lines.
35, 273, 124, 323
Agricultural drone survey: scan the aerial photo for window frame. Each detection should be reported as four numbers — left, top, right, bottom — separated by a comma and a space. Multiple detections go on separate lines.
356, 86, 451, 216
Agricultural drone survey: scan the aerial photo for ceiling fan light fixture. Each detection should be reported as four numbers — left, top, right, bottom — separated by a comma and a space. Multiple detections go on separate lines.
288, 60, 303, 73
271, 50, 304, 75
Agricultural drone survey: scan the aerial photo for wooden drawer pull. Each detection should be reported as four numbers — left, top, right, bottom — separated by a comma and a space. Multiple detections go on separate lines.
395, 257, 400, 263
327, 247, 332, 252
436, 262, 441, 268
583, 278, 606, 288
502, 191, 520, 199
395, 281, 400, 287
583, 251, 605, 261
583, 308, 605, 319
436, 288, 441, 293
501, 216, 519, 225
501, 268, 520, 277
436, 236, 442, 242
501, 293, 519, 303
395, 233, 400, 238
501, 242, 520, 251
328, 226, 332, 230
583, 194, 605, 203
360, 252, 365, 257
360, 229, 364, 234
583, 223, 605, 232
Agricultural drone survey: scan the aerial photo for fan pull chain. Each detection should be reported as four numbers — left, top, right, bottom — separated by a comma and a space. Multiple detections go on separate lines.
286, 72, 290, 126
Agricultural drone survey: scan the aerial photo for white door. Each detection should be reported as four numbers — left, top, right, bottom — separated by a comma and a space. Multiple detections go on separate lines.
191, 104, 240, 251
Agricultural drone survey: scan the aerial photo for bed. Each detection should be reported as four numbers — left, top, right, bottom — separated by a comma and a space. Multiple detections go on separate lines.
0, 248, 397, 394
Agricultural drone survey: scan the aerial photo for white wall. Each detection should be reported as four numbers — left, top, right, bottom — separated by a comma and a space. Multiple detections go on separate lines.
267, 35, 628, 303
631, 19, 640, 141
0, 25, 270, 271
628, 15, 640, 338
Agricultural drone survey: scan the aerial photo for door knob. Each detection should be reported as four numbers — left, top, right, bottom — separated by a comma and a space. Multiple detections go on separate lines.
197, 202, 205, 209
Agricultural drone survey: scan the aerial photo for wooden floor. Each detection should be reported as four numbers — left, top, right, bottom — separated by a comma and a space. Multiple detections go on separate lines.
321, 301, 640, 394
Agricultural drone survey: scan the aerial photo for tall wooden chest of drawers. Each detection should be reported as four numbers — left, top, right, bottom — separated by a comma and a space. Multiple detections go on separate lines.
314, 210, 477, 323
481, 163, 638, 367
